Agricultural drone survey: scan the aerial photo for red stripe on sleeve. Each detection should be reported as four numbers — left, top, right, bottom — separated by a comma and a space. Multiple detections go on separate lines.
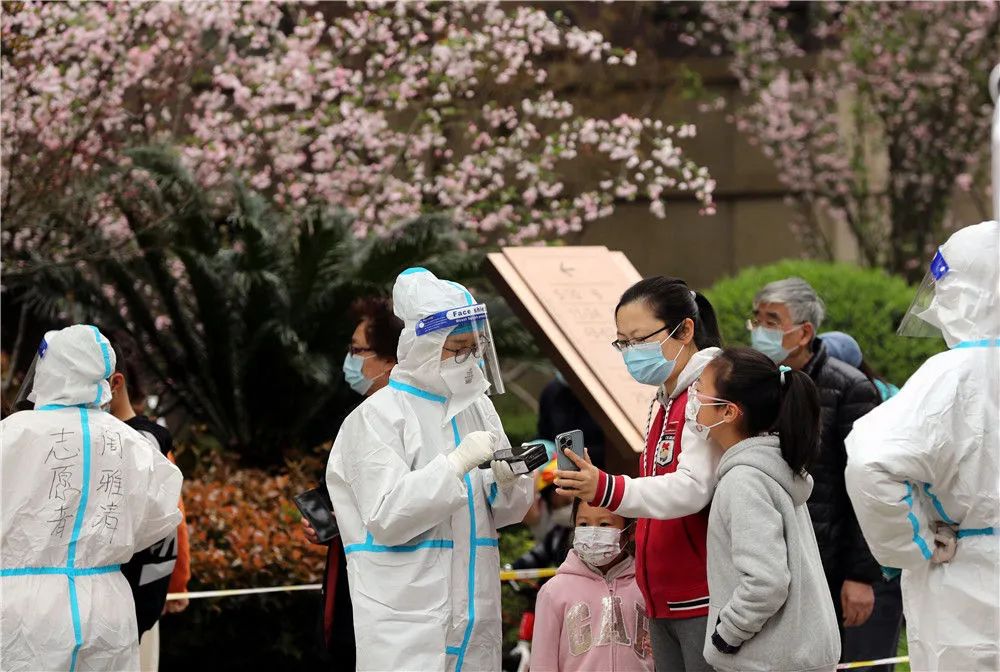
589, 470, 608, 508
608, 475, 626, 511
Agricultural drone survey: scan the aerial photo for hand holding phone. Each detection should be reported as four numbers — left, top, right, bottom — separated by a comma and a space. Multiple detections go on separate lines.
556, 430, 585, 471
294, 487, 339, 544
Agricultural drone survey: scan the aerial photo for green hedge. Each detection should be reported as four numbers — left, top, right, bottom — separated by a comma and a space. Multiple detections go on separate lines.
704, 260, 944, 385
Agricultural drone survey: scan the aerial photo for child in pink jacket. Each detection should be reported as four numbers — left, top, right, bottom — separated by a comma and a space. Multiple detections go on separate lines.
531, 500, 654, 672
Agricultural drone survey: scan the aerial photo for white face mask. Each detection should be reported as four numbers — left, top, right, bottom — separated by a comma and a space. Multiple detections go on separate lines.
573, 526, 624, 567
439, 356, 487, 398
685, 392, 729, 442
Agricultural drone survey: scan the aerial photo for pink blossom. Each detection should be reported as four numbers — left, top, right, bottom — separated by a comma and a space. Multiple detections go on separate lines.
4, 0, 714, 256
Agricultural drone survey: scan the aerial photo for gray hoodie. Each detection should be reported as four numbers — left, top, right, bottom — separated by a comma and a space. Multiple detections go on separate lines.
704, 435, 840, 672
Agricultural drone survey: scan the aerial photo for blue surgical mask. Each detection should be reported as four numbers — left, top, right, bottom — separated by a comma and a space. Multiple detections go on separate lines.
750, 325, 802, 364
343, 353, 374, 396
622, 323, 683, 386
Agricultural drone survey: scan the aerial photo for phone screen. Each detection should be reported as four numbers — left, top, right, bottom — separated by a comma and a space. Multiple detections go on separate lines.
294, 488, 339, 544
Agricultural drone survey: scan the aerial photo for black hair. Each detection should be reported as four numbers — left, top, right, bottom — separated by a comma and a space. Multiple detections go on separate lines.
615, 276, 722, 350
710, 347, 820, 475
350, 296, 404, 361
107, 333, 145, 402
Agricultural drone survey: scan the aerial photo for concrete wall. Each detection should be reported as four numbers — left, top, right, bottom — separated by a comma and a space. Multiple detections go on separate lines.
545, 4, 989, 290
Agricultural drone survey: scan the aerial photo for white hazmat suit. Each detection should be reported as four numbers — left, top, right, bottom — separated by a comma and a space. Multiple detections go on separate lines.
845, 221, 1000, 671
1, 325, 182, 672
326, 268, 533, 671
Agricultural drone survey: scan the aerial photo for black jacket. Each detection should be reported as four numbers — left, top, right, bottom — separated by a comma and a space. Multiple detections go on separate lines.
120, 416, 178, 635
802, 338, 883, 588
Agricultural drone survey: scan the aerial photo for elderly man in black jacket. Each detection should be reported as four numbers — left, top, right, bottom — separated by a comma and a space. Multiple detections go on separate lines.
748, 277, 882, 646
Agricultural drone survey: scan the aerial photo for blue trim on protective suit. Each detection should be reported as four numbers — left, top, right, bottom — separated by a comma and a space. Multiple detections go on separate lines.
922, 483, 958, 525
388, 379, 446, 404
67, 409, 92, 569
474, 538, 499, 547
67, 407, 94, 670
343, 532, 453, 555
38, 404, 88, 411
903, 482, 933, 560
400, 267, 430, 275
442, 416, 475, 672
456, 469, 477, 672
957, 527, 995, 538
953, 339, 1000, 349
488, 482, 498, 506
89, 326, 111, 406
0, 564, 120, 578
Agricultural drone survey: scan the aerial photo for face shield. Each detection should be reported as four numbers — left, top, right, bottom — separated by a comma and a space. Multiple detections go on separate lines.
897, 248, 952, 339
12, 352, 39, 412
416, 303, 505, 395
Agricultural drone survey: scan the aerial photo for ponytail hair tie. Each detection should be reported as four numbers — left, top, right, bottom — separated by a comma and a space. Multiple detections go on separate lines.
779, 365, 791, 385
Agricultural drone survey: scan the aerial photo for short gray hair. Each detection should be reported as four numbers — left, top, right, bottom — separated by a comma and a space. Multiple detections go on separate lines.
754, 277, 826, 330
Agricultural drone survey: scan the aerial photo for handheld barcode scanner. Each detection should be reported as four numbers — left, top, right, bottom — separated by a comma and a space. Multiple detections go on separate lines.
479, 442, 549, 475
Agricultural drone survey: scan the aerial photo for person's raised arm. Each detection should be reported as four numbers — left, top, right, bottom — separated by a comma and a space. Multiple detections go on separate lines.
554, 423, 719, 521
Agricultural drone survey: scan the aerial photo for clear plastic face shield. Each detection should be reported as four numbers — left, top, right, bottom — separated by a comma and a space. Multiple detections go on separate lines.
12, 334, 50, 412
416, 303, 506, 395
12, 352, 39, 412
897, 248, 951, 339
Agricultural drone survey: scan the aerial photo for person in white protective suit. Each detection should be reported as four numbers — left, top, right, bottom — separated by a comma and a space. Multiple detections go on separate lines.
0, 325, 183, 672
325, 268, 535, 672
844, 221, 1000, 671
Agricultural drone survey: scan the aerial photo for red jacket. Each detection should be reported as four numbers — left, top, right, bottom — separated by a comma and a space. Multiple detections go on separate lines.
635, 391, 710, 618
591, 390, 710, 620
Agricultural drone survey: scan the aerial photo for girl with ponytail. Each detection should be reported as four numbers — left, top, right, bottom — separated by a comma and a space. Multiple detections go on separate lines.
687, 347, 840, 671
555, 276, 723, 671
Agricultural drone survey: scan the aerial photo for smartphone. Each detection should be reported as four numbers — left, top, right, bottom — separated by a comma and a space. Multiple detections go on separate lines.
555, 429, 585, 471
293, 487, 339, 544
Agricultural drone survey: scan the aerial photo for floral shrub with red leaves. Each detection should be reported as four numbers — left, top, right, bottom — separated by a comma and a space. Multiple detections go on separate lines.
182, 454, 327, 590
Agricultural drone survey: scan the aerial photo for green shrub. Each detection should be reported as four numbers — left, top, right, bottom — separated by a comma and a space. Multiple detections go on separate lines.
704, 260, 945, 385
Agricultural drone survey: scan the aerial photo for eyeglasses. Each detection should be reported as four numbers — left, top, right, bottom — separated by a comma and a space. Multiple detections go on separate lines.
443, 337, 490, 364
349, 345, 374, 356
690, 380, 738, 410
611, 325, 671, 352
746, 317, 803, 332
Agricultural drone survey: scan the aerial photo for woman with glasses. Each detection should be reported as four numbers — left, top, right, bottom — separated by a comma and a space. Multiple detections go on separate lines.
555, 276, 722, 672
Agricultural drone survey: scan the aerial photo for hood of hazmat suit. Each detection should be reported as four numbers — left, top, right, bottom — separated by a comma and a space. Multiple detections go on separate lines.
1, 325, 182, 672
897, 220, 1000, 347
325, 268, 533, 672
845, 222, 999, 671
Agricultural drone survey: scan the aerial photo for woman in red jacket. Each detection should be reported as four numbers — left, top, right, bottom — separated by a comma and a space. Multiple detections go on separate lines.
556, 276, 722, 672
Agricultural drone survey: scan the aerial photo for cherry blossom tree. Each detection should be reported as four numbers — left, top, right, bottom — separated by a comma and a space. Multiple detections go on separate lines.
685, 1, 998, 277
2, 1, 715, 271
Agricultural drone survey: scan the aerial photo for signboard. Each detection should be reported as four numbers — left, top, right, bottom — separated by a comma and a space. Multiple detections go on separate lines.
485, 246, 654, 473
